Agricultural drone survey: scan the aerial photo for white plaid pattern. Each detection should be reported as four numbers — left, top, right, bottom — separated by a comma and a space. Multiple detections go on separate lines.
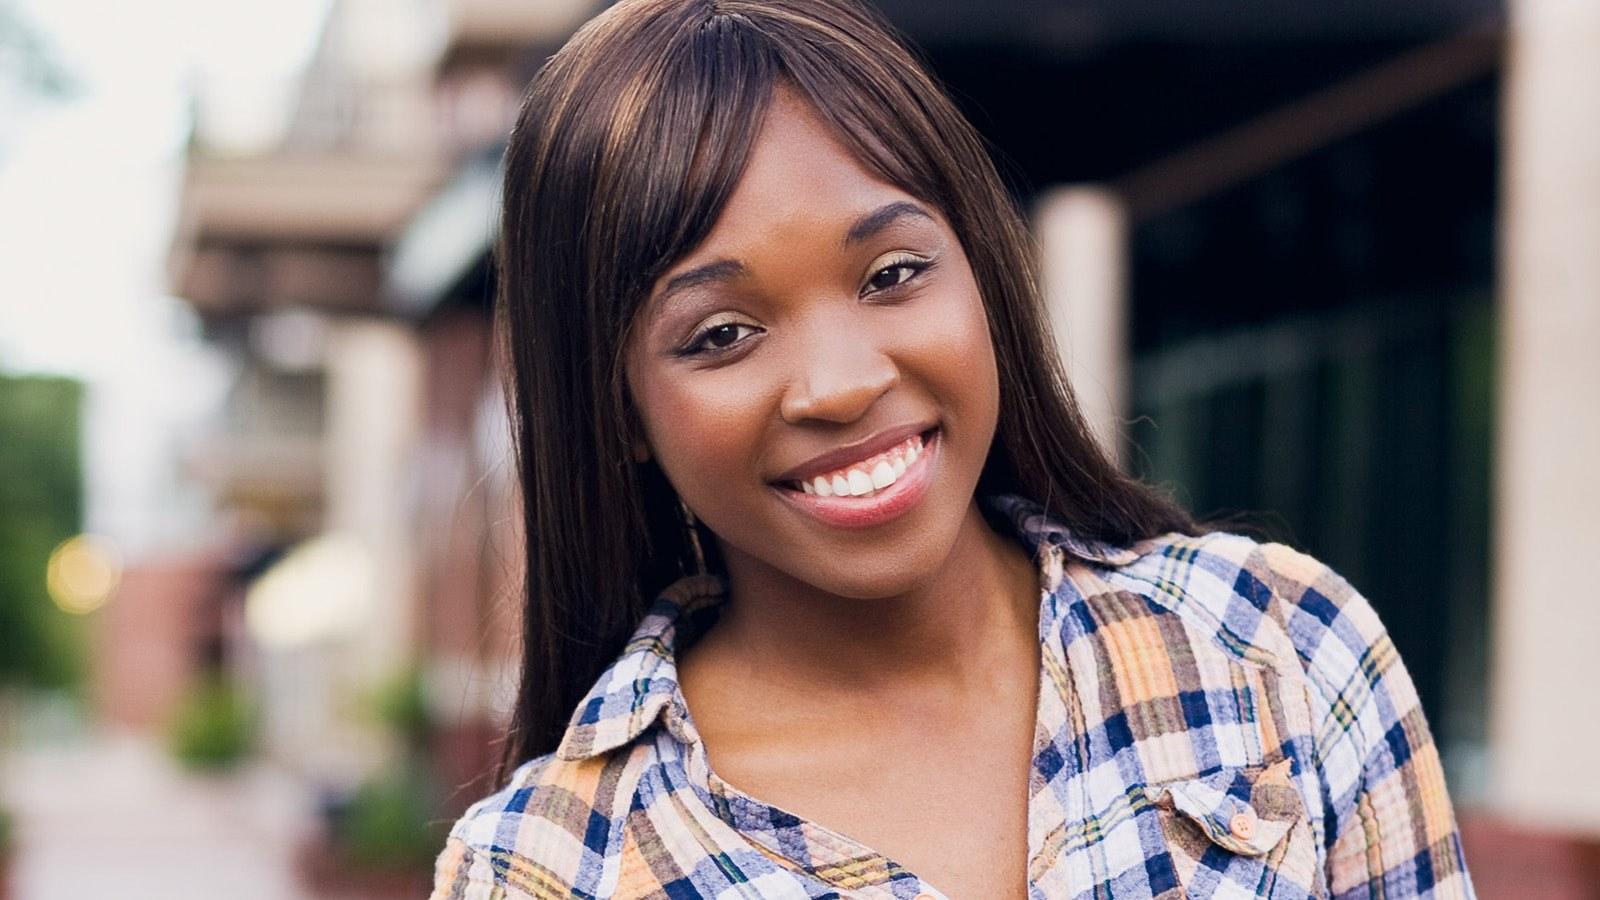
433, 494, 1475, 898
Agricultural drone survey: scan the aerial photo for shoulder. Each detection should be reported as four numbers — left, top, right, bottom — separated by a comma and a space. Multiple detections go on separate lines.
991, 490, 1389, 688
1099, 529, 1392, 688
429, 749, 639, 899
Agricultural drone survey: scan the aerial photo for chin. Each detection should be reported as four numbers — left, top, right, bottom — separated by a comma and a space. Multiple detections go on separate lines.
788, 553, 944, 601
764, 498, 973, 601
701, 425, 991, 601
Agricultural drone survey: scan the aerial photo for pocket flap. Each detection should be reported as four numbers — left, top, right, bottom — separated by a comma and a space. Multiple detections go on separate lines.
1144, 757, 1300, 857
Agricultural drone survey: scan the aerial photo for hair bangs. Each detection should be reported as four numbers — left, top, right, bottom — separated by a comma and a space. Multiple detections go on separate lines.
595, 13, 780, 365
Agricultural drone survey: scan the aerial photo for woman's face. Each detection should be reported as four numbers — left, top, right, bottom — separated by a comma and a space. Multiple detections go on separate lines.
624, 87, 1000, 600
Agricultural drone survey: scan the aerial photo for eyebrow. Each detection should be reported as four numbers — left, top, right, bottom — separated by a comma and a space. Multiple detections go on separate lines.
656, 258, 747, 308
842, 201, 934, 247
652, 201, 936, 309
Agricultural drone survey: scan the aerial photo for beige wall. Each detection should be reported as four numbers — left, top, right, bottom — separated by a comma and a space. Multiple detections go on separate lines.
251, 320, 425, 779
1491, 0, 1600, 837
323, 320, 425, 684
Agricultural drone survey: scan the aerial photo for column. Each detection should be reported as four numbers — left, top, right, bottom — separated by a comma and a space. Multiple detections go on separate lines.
1035, 186, 1130, 465
1492, 0, 1600, 835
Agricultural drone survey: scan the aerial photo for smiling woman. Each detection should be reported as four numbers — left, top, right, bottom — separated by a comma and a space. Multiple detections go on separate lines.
431, 1, 1474, 898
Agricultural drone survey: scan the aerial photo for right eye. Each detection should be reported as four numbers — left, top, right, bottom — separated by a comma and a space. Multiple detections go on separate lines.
681, 320, 761, 357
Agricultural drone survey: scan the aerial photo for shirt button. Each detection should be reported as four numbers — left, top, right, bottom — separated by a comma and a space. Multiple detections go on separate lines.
1229, 810, 1256, 840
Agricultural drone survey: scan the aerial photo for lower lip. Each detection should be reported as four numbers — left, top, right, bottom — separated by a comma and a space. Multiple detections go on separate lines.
772, 429, 940, 529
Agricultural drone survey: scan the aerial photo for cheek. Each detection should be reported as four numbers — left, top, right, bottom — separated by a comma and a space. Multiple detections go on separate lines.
898, 273, 1001, 427
630, 366, 773, 507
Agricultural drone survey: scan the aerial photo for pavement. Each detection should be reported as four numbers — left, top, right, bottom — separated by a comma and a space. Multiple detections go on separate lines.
2, 732, 317, 900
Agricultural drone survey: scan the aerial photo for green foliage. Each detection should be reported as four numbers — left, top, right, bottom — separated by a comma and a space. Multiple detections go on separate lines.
336, 762, 446, 872
369, 666, 431, 751
0, 803, 12, 853
0, 373, 84, 690
168, 677, 255, 771
325, 665, 442, 871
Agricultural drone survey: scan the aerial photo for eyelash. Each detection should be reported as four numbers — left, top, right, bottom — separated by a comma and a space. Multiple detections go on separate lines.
677, 320, 760, 357
861, 254, 934, 297
676, 255, 936, 358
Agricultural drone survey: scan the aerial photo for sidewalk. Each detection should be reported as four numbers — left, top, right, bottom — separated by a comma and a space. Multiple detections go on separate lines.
2, 732, 317, 900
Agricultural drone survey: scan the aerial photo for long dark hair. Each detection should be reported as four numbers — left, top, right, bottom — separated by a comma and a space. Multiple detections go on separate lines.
495, 0, 1195, 774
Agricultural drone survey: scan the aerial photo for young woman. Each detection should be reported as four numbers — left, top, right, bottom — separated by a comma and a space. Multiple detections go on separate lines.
432, 1, 1475, 897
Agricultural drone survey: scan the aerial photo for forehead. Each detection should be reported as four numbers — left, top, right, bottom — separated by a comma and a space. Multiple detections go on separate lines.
687, 88, 919, 258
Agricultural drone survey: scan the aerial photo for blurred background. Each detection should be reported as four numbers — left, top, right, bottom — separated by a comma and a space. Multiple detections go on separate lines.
0, 0, 1594, 897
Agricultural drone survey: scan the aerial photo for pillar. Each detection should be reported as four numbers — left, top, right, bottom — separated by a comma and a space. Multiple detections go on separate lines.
1492, 0, 1600, 835
1035, 186, 1130, 465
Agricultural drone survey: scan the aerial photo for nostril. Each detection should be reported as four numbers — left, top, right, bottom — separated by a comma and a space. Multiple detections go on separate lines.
778, 351, 899, 426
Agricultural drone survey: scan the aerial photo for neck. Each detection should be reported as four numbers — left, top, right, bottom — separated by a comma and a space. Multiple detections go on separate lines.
703, 500, 1040, 696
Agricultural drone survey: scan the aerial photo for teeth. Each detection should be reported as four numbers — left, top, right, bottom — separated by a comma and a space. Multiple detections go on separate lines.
870, 460, 895, 489
791, 431, 934, 499
846, 469, 873, 496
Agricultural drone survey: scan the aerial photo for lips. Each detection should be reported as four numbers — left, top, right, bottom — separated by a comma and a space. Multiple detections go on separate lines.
784, 431, 926, 498
770, 422, 937, 484
771, 428, 941, 529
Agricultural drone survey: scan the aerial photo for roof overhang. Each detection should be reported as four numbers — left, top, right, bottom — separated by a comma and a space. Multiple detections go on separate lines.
169, 153, 445, 316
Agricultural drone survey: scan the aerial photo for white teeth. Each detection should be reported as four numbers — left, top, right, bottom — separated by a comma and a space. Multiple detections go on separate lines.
790, 431, 935, 499
870, 460, 896, 490
846, 469, 873, 496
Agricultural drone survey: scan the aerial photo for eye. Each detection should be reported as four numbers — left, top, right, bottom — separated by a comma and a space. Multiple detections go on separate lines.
862, 253, 933, 297
681, 319, 761, 357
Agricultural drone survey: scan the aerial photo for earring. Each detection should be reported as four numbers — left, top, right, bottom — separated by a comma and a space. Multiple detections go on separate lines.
678, 498, 708, 576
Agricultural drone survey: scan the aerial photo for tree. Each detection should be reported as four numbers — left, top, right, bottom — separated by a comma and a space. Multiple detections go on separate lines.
0, 373, 84, 689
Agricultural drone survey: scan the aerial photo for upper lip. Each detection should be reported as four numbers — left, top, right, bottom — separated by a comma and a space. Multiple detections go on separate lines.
769, 421, 937, 484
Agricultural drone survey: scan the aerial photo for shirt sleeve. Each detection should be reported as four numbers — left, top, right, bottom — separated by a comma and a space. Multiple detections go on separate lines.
1257, 543, 1476, 899
430, 837, 519, 900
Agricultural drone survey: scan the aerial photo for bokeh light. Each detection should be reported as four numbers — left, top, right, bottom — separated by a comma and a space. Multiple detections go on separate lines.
45, 533, 123, 615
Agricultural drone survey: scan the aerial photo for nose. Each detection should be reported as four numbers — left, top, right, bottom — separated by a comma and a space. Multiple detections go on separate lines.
778, 325, 900, 425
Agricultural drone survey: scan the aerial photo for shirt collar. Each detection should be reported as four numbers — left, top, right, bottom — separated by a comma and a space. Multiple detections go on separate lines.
982, 492, 1142, 569
553, 492, 1136, 762
552, 572, 725, 761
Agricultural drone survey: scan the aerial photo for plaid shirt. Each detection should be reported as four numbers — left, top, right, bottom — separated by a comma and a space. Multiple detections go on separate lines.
432, 493, 1474, 899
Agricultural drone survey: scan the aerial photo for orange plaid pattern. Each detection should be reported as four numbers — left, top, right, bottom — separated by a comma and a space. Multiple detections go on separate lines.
432, 494, 1474, 898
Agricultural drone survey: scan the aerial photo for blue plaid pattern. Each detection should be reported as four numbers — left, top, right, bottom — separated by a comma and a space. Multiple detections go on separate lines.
432, 493, 1474, 898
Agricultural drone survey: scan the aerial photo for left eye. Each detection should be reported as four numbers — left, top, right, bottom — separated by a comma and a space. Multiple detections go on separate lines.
863, 259, 928, 295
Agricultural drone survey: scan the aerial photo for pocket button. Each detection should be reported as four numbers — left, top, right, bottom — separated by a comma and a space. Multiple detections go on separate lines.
1228, 808, 1256, 841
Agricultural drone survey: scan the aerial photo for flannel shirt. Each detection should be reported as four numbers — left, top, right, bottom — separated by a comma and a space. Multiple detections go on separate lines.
432, 493, 1474, 898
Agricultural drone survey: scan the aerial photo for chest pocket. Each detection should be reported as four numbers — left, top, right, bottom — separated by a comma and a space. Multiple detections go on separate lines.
1144, 757, 1325, 899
